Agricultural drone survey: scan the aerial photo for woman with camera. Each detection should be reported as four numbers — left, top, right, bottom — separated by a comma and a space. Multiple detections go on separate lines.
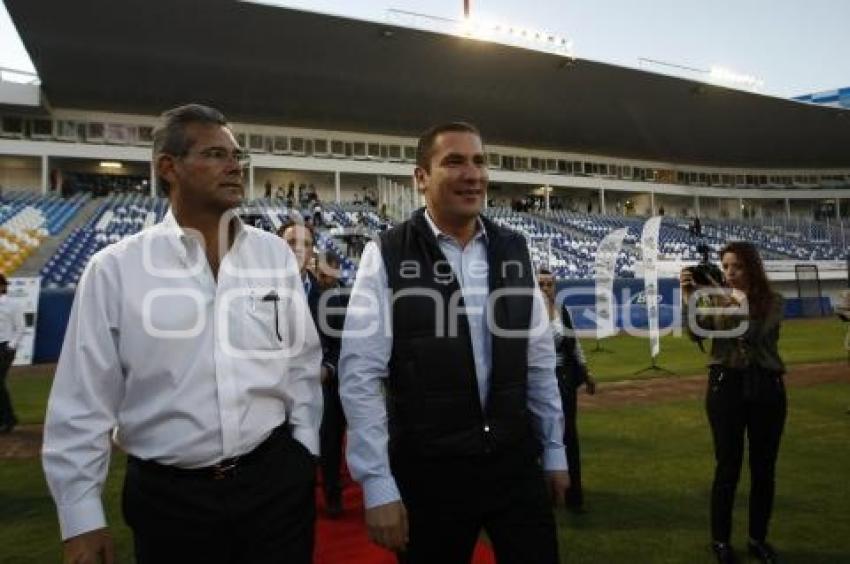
538, 268, 597, 512
680, 242, 786, 564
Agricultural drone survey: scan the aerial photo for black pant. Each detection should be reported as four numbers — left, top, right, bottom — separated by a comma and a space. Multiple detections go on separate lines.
392, 450, 559, 564
706, 366, 787, 544
122, 427, 317, 564
320, 378, 346, 502
0, 343, 17, 428
560, 383, 583, 507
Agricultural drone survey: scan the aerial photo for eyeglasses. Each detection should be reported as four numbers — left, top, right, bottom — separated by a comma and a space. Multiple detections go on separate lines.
183, 147, 250, 167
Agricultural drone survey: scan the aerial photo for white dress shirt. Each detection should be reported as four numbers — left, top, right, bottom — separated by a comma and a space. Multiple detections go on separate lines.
339, 211, 567, 510
0, 294, 25, 348
42, 210, 322, 540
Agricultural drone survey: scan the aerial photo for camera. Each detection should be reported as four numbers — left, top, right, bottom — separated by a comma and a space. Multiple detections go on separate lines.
685, 244, 724, 287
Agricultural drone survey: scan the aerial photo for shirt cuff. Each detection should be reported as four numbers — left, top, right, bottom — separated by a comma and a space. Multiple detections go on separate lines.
542, 447, 568, 472
362, 475, 402, 509
292, 425, 320, 457
57, 497, 106, 540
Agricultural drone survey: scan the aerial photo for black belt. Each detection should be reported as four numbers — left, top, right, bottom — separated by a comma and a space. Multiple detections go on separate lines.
128, 424, 290, 481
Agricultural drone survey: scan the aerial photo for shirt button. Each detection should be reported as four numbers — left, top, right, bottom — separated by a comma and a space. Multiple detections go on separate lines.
483, 425, 491, 433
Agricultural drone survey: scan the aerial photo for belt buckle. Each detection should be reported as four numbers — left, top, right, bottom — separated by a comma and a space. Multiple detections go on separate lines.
212, 458, 239, 480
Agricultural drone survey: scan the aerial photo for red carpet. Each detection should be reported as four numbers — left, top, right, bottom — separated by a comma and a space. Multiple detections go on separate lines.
314, 479, 496, 564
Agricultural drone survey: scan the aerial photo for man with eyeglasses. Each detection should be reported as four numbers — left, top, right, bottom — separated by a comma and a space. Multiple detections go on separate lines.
42, 104, 323, 564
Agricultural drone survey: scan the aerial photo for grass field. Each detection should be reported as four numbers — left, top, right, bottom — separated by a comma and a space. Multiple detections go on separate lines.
581, 317, 850, 382
1, 317, 848, 563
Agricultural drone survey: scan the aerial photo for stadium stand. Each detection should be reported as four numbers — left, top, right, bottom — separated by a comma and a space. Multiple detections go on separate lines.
39, 194, 166, 288
0, 192, 88, 276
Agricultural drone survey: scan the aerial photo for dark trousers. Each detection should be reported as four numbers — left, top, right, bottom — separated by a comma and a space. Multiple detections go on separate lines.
122, 427, 317, 564
392, 450, 559, 564
0, 343, 17, 428
560, 383, 583, 507
320, 378, 346, 502
706, 366, 787, 543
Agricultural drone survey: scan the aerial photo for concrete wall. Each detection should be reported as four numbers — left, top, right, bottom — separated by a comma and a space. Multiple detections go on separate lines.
0, 155, 41, 191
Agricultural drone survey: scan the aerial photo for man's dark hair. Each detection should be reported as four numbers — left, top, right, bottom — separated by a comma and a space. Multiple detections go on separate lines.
153, 104, 228, 194
537, 267, 553, 276
0, 274, 7, 286
415, 122, 481, 171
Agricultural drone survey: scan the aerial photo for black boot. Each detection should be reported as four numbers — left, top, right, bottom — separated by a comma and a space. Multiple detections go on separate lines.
711, 541, 738, 564
747, 540, 778, 563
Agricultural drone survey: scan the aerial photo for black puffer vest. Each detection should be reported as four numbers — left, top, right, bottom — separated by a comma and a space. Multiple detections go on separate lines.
379, 208, 537, 459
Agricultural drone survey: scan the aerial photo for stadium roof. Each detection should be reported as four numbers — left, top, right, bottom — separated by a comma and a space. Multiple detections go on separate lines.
7, 0, 850, 168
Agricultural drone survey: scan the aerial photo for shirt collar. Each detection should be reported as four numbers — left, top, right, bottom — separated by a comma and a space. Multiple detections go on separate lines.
423, 208, 488, 246
159, 208, 247, 260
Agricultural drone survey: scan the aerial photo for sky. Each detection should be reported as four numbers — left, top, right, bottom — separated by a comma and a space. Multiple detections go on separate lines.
1, 0, 849, 98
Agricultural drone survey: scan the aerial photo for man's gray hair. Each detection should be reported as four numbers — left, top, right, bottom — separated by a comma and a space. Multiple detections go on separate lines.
152, 104, 228, 194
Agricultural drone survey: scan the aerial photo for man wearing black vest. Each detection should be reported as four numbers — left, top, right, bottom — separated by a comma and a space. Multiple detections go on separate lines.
339, 122, 569, 563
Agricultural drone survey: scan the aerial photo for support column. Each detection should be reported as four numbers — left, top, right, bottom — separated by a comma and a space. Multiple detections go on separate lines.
650, 191, 656, 215
544, 185, 550, 213
738, 197, 744, 219
335, 170, 341, 204
248, 165, 255, 200
150, 161, 157, 198
694, 195, 700, 217
785, 198, 791, 220
836, 198, 841, 220
599, 188, 605, 215
40, 155, 49, 195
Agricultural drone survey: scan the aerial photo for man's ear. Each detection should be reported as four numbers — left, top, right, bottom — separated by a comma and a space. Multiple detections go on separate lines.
156, 153, 178, 189
414, 166, 428, 193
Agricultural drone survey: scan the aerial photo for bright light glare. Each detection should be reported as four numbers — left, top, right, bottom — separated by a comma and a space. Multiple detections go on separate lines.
709, 66, 764, 91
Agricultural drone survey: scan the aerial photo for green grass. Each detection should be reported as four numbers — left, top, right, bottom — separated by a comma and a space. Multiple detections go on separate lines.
581, 317, 849, 382
556, 383, 850, 563
2, 317, 847, 562
3, 379, 849, 562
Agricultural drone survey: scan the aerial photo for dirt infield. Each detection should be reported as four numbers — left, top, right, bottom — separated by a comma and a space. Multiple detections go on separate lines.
580, 361, 850, 409
1, 361, 847, 460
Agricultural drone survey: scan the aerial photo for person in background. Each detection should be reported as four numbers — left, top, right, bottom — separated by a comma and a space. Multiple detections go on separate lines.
0, 274, 24, 434
279, 220, 347, 517
315, 250, 349, 517
537, 268, 596, 513
43, 104, 322, 564
681, 241, 786, 564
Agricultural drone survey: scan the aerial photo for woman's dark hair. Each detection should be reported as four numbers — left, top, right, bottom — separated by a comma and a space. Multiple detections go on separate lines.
720, 241, 774, 318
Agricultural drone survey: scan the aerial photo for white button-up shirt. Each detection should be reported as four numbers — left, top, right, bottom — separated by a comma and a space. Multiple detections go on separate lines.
42, 210, 322, 540
0, 294, 24, 348
340, 210, 566, 510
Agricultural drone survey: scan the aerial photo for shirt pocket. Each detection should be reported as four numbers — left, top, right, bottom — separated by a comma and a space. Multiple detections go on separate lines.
225, 287, 286, 357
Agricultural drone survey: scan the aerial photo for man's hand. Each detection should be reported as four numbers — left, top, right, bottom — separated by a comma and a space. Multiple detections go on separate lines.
545, 470, 570, 506
63, 528, 114, 564
365, 500, 408, 553
585, 376, 597, 395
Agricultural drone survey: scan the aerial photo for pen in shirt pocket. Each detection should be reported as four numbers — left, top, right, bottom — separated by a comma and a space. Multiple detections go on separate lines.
262, 290, 283, 341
